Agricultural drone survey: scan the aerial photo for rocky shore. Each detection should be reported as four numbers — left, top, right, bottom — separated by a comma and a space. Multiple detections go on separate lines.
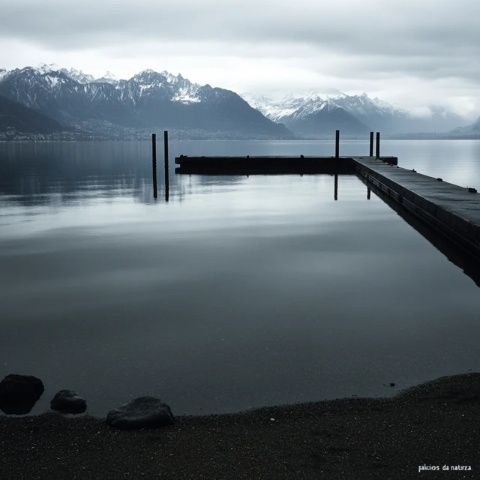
1, 373, 480, 479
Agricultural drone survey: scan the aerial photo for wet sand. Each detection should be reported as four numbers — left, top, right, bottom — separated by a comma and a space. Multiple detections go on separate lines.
1, 373, 480, 479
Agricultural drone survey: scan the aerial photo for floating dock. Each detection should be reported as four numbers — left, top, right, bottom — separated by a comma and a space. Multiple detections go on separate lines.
175, 154, 480, 262
175, 155, 397, 174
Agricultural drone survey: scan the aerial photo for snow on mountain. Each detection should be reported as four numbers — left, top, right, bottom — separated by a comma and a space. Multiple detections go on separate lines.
0, 65, 291, 138
63, 68, 96, 84
95, 71, 119, 84
286, 96, 329, 120
2, 65, 202, 104
247, 92, 400, 122
37, 63, 61, 74
247, 92, 464, 135
1, 66, 466, 136
328, 93, 400, 118
246, 95, 301, 121
32, 64, 96, 84
0, 66, 204, 106
125, 70, 201, 104
172, 87, 201, 104
246, 93, 372, 136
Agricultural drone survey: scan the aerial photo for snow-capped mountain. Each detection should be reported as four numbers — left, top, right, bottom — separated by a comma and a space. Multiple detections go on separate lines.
328, 94, 462, 134
94, 71, 119, 85
247, 93, 465, 136
37, 64, 121, 85
247, 93, 371, 136
61, 68, 96, 84
0, 66, 291, 138
247, 94, 310, 122
1, 64, 469, 138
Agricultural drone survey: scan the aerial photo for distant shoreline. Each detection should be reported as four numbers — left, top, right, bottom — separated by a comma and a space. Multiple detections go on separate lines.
1, 372, 480, 479
1, 135, 480, 142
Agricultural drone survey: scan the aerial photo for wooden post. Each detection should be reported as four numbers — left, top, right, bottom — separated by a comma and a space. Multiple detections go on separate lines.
152, 133, 157, 199
367, 187, 371, 200
335, 130, 340, 158
164, 130, 169, 201
334, 174, 338, 201
369, 132, 374, 156
376, 132, 380, 159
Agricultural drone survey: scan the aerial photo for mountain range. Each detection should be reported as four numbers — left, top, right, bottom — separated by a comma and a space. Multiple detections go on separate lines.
0, 66, 290, 139
0, 65, 477, 140
246, 93, 470, 138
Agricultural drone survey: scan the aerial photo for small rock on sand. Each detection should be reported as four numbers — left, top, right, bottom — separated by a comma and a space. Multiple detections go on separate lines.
51, 390, 87, 414
106, 396, 174, 430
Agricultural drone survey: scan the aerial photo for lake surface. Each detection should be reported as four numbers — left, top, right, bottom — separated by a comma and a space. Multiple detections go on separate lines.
1, 139, 480, 416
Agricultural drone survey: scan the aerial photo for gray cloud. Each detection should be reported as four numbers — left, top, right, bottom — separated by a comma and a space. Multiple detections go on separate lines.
1, 0, 479, 115
2, 0, 478, 53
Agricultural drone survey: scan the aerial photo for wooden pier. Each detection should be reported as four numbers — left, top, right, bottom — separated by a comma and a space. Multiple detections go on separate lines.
353, 156, 480, 261
175, 155, 398, 174
174, 153, 480, 262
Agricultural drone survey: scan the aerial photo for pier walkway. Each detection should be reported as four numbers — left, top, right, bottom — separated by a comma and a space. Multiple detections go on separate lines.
353, 157, 480, 260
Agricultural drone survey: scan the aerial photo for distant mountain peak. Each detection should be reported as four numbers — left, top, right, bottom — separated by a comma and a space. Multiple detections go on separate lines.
132, 70, 194, 87
127, 69, 201, 104
246, 92, 407, 133
37, 63, 61, 74
64, 68, 96, 84
160, 70, 185, 83
10, 65, 96, 85
133, 69, 157, 78
101, 70, 117, 81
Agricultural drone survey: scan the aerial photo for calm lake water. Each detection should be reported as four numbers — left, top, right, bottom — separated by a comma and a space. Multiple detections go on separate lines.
1, 139, 480, 416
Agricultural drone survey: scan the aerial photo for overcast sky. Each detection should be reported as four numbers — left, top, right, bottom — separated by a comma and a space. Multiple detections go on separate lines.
1, 0, 479, 117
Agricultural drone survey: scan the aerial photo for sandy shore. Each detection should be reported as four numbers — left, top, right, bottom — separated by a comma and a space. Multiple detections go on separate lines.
1, 373, 480, 479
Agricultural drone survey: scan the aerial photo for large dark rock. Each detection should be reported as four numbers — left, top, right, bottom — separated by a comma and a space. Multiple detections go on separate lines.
0, 374, 44, 415
106, 396, 174, 430
50, 390, 86, 414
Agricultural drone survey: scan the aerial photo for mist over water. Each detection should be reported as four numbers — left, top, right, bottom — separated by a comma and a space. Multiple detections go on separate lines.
1, 139, 480, 416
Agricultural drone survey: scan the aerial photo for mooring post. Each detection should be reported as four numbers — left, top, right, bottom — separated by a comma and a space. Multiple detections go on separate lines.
376, 132, 380, 159
152, 133, 157, 199
369, 132, 374, 156
164, 130, 169, 201
335, 130, 340, 158
334, 174, 338, 201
